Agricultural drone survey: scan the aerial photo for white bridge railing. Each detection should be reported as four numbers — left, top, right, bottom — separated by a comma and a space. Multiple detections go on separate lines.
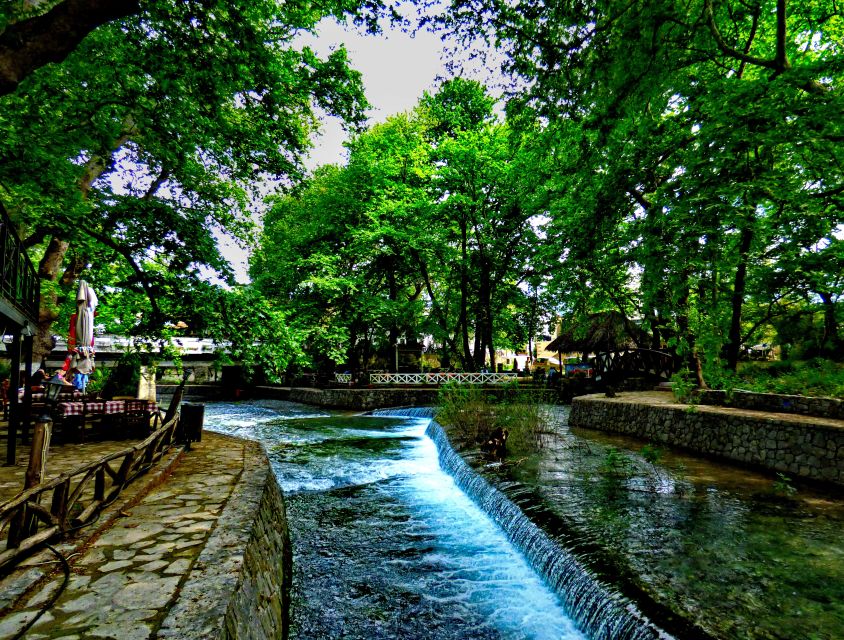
335, 372, 518, 385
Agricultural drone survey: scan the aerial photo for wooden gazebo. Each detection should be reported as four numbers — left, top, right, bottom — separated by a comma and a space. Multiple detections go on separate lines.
547, 311, 646, 362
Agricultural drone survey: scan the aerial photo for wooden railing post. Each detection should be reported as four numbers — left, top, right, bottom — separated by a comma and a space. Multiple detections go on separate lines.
20, 417, 52, 537
51, 479, 70, 532
0, 413, 180, 571
25, 417, 52, 490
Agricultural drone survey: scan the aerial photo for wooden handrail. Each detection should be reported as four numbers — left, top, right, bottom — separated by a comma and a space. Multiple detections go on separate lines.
594, 348, 675, 382
0, 413, 180, 571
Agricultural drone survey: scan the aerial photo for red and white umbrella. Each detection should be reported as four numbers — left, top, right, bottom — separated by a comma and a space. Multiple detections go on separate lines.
66, 281, 98, 387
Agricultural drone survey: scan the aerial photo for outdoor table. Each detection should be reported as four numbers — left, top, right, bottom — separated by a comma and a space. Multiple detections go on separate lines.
52, 399, 158, 442
18, 389, 83, 403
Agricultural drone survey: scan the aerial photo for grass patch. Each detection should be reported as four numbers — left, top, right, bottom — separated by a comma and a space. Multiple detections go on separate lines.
434, 383, 546, 457
729, 358, 844, 398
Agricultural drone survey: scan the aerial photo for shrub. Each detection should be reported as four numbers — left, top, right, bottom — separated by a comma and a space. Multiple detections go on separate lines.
670, 369, 697, 403
435, 383, 490, 444
732, 359, 844, 398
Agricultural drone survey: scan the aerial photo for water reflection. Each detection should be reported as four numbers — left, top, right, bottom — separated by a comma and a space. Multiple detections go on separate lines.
499, 407, 844, 640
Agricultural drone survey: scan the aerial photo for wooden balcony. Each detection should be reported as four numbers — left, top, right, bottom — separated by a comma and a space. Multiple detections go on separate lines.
0, 206, 39, 329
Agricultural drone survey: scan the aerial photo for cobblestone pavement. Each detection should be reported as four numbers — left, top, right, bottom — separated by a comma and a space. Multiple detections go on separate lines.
0, 432, 250, 640
603, 390, 844, 428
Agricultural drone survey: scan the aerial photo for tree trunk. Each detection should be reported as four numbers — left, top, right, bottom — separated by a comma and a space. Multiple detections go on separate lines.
725, 225, 754, 371
33, 237, 70, 364
348, 326, 359, 373
473, 311, 483, 370
0, 0, 141, 96
818, 291, 842, 358
459, 218, 473, 370
409, 248, 460, 364
478, 263, 494, 370
676, 275, 708, 389
387, 266, 399, 372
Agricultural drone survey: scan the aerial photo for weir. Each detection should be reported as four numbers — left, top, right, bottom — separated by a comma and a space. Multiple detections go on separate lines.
367, 406, 435, 419
207, 400, 587, 639
369, 406, 672, 640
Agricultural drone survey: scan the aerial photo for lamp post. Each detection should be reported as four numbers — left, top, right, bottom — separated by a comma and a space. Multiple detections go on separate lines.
43, 373, 65, 415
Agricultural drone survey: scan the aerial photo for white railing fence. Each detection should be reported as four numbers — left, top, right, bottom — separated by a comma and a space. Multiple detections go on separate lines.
335, 372, 518, 386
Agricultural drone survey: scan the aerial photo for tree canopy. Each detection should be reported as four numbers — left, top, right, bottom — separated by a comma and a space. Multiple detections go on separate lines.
252, 79, 552, 373
2, 0, 841, 384
1, 0, 384, 370
422, 0, 843, 381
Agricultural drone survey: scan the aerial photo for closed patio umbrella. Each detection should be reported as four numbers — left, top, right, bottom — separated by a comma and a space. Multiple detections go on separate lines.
71, 280, 98, 390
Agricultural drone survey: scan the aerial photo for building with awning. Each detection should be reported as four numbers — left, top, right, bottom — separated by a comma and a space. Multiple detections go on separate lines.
1, 204, 40, 464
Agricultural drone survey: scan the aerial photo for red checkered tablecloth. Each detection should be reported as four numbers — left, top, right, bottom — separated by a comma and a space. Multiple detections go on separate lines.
58, 400, 157, 417
18, 390, 83, 402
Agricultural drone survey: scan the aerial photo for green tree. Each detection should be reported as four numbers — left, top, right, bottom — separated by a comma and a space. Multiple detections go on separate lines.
254, 79, 547, 372
2, 0, 382, 361
432, 0, 844, 381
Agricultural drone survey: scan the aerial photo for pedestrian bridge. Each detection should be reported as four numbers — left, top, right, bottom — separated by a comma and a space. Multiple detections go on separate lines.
594, 348, 675, 383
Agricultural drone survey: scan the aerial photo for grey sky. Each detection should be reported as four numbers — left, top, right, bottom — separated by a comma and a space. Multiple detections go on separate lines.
301, 18, 451, 168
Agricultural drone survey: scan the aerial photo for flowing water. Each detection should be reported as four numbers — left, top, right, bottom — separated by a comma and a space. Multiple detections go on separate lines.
201, 400, 843, 640
203, 400, 588, 640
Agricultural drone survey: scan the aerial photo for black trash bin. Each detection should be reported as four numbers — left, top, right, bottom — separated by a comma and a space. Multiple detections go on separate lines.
179, 403, 205, 448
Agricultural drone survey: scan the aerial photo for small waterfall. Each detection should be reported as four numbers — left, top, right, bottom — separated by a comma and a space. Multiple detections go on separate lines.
426, 420, 673, 640
367, 406, 435, 418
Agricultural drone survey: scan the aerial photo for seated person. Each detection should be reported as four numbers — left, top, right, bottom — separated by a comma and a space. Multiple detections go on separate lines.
30, 369, 47, 387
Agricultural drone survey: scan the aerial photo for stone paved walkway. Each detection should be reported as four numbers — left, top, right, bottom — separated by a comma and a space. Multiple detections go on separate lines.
1, 437, 145, 505
610, 390, 844, 429
0, 432, 251, 640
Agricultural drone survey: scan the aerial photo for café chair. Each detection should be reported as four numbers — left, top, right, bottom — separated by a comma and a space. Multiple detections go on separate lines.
123, 399, 152, 438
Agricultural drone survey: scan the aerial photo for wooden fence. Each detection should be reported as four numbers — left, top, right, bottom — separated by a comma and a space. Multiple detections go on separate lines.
0, 413, 180, 571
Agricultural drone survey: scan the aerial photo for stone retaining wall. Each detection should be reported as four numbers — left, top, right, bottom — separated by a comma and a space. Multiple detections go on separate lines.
257, 386, 438, 410
699, 390, 843, 420
570, 395, 844, 486
158, 440, 292, 640
222, 476, 292, 640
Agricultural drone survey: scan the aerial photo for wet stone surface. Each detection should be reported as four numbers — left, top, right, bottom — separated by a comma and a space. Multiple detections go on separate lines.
0, 433, 247, 640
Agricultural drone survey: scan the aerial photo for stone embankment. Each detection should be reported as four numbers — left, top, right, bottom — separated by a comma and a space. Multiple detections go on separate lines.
284, 387, 438, 410
0, 433, 291, 640
570, 391, 844, 486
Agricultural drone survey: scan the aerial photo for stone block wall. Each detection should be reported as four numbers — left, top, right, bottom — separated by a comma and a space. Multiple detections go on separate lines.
222, 477, 292, 640
699, 390, 843, 420
158, 440, 292, 640
570, 395, 844, 486
287, 387, 439, 410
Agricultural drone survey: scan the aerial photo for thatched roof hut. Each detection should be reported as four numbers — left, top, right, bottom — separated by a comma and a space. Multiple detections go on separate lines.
547, 311, 646, 355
